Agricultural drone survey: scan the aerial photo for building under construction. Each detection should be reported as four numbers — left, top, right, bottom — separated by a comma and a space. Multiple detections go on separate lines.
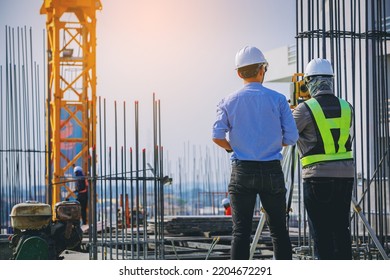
0, 0, 390, 260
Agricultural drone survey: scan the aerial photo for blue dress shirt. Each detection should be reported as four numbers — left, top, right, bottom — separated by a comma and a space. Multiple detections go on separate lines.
212, 83, 298, 161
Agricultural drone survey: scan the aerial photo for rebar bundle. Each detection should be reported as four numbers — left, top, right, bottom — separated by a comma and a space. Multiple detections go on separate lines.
296, 0, 390, 258
0, 26, 46, 233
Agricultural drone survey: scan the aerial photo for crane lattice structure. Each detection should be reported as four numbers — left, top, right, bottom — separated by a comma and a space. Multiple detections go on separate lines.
40, 0, 102, 215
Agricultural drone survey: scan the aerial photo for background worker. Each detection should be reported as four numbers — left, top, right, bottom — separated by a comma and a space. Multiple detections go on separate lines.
212, 46, 299, 260
221, 198, 232, 216
293, 58, 354, 259
74, 166, 88, 225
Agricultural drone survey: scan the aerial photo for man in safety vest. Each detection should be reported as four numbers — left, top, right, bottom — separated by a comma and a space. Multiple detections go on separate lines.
293, 58, 354, 259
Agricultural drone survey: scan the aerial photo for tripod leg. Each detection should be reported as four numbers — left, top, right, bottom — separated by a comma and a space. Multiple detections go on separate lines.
249, 211, 267, 260
351, 197, 389, 260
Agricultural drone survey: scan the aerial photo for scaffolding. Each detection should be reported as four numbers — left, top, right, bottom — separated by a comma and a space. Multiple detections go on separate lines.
40, 0, 102, 216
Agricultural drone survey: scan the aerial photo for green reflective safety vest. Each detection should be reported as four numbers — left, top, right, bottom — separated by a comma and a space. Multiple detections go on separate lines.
300, 98, 353, 167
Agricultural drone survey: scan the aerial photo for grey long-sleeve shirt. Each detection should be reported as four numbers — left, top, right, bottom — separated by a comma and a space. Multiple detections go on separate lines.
292, 90, 355, 179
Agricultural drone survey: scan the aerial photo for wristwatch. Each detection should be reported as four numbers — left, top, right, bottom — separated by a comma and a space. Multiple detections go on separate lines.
225, 149, 233, 153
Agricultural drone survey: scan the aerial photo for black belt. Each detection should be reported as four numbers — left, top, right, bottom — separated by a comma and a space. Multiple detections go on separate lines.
232, 159, 280, 166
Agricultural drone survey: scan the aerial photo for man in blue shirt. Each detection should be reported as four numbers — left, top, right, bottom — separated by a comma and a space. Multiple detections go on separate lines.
212, 46, 298, 260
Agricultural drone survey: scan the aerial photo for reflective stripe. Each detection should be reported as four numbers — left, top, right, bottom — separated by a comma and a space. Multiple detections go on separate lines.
301, 151, 353, 166
338, 101, 351, 153
301, 98, 353, 167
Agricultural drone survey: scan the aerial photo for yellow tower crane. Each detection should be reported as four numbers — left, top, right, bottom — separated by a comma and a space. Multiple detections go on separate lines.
40, 0, 102, 218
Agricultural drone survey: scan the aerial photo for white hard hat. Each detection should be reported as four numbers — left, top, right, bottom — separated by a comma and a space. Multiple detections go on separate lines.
304, 58, 334, 78
221, 198, 230, 206
74, 166, 83, 173
235, 46, 267, 69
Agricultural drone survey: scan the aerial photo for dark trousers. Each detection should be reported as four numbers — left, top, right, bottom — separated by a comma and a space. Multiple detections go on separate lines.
228, 160, 292, 260
303, 177, 353, 259
77, 192, 88, 225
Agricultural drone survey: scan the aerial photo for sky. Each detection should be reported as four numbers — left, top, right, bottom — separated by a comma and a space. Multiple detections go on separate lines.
0, 0, 296, 164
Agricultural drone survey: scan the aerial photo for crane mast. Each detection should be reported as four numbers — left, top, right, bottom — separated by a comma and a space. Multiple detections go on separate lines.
40, 0, 102, 216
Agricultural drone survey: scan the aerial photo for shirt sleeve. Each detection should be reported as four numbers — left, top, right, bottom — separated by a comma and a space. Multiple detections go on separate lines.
212, 100, 230, 139
348, 102, 355, 142
280, 97, 299, 145
292, 102, 311, 133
